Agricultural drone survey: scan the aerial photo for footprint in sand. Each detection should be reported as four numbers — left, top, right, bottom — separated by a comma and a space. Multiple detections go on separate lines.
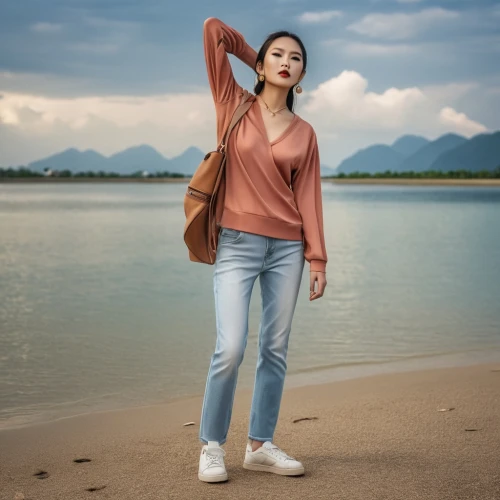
73, 458, 92, 463
33, 470, 49, 479
86, 486, 106, 492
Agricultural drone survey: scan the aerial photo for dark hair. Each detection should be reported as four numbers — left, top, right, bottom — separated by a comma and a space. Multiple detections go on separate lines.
253, 31, 307, 113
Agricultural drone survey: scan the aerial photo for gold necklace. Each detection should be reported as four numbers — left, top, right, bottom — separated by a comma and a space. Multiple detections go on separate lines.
257, 95, 287, 117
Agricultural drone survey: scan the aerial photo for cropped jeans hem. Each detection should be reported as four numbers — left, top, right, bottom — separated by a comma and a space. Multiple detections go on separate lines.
248, 434, 273, 442
199, 437, 227, 446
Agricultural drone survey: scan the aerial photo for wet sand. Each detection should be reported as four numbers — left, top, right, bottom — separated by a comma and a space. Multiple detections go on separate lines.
1, 363, 499, 500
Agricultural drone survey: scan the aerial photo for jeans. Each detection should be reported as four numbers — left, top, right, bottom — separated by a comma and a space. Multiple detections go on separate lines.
199, 227, 305, 446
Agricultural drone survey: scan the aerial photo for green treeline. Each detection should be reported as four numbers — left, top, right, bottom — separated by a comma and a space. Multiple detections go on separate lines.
326, 167, 500, 179
0, 168, 186, 178
2, 166, 500, 179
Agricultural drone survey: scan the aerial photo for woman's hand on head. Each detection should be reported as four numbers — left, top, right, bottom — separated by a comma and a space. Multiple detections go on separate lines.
309, 271, 327, 301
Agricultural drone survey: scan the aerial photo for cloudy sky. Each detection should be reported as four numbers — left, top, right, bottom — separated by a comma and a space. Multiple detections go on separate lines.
1, 0, 499, 168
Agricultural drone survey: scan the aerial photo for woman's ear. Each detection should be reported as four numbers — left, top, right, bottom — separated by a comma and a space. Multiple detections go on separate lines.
256, 60, 263, 75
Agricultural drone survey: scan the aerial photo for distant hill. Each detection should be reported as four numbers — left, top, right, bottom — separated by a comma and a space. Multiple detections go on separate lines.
335, 131, 498, 174
320, 165, 336, 177
26, 145, 205, 175
169, 147, 208, 176
430, 131, 500, 172
397, 133, 467, 173
336, 144, 406, 175
28, 148, 109, 173
391, 135, 430, 157
107, 145, 169, 174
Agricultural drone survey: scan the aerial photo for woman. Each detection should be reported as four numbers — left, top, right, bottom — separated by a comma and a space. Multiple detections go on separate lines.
198, 17, 328, 482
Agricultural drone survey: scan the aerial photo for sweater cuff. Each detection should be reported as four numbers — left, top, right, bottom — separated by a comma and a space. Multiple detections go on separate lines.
310, 260, 326, 273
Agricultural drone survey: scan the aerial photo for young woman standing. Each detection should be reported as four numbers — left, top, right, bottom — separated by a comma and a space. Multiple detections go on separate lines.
198, 17, 327, 482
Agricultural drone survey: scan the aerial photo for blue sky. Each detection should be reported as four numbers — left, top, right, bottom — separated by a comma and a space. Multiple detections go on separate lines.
1, 0, 499, 167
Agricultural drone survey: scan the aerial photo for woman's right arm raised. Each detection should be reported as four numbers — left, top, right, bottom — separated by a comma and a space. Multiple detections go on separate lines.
203, 17, 257, 104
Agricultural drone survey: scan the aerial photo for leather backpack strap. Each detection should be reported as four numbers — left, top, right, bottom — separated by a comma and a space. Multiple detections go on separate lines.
212, 89, 253, 200
217, 90, 253, 153
208, 90, 253, 255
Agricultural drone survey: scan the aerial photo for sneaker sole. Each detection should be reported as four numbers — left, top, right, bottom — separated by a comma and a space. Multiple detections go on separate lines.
243, 462, 304, 476
198, 472, 228, 483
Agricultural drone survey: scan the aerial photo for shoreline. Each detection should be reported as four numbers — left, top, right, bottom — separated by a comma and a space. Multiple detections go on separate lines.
1, 346, 498, 433
326, 178, 500, 186
0, 177, 189, 183
2, 177, 500, 186
1, 362, 499, 499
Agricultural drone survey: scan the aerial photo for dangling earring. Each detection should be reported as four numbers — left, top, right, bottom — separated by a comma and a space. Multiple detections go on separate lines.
295, 83, 303, 94
258, 74, 265, 82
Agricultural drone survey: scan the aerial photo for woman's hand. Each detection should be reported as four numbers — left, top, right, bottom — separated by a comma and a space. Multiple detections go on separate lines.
309, 271, 327, 301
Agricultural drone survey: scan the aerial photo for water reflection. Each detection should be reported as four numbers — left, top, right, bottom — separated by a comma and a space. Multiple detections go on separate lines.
1, 182, 499, 427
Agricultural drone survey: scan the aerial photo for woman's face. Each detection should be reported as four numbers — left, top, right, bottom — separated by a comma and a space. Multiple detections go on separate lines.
257, 36, 305, 90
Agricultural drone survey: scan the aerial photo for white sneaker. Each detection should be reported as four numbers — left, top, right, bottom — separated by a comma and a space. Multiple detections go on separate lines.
243, 441, 305, 476
198, 441, 228, 483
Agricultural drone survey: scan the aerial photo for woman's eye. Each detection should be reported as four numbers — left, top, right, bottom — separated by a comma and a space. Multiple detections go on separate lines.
272, 53, 301, 62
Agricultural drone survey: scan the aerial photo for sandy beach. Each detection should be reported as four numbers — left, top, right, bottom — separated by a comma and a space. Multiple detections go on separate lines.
1, 364, 499, 500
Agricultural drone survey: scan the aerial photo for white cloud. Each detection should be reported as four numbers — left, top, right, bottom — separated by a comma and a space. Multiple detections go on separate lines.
0, 90, 217, 164
0, 107, 19, 125
0, 91, 214, 131
439, 107, 487, 135
30, 22, 63, 34
304, 71, 485, 135
324, 33, 500, 61
420, 82, 478, 103
347, 8, 460, 40
323, 39, 417, 56
303, 70, 426, 129
297, 10, 343, 24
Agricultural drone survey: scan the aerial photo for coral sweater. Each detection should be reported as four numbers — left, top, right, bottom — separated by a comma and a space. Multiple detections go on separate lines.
204, 17, 327, 273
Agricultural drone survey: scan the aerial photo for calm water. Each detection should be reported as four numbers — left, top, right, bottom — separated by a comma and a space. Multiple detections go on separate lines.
1, 182, 500, 429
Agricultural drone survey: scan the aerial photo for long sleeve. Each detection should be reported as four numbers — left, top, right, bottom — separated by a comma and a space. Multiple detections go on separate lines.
203, 17, 257, 104
291, 130, 328, 273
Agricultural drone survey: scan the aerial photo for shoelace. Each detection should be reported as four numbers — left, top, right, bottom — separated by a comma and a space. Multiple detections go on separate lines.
267, 445, 295, 461
206, 447, 225, 468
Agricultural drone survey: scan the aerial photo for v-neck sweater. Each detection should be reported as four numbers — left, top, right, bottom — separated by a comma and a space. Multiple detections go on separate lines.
204, 17, 327, 273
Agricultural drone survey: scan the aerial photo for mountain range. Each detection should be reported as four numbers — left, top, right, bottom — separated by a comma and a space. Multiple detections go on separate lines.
336, 131, 500, 175
5, 130, 500, 176
26, 145, 205, 176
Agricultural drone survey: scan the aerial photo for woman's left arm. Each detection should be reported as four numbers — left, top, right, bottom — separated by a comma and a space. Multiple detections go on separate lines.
291, 129, 328, 300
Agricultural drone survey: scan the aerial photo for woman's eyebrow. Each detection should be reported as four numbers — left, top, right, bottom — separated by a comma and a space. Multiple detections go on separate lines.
271, 47, 302, 57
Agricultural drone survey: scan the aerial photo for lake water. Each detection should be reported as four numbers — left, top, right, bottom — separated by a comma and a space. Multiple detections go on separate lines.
1, 182, 500, 429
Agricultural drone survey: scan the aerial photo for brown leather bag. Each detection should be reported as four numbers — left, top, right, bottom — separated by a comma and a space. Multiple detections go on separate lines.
183, 91, 253, 264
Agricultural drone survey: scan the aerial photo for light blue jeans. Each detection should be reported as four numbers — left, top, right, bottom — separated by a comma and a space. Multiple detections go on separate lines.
199, 227, 305, 446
